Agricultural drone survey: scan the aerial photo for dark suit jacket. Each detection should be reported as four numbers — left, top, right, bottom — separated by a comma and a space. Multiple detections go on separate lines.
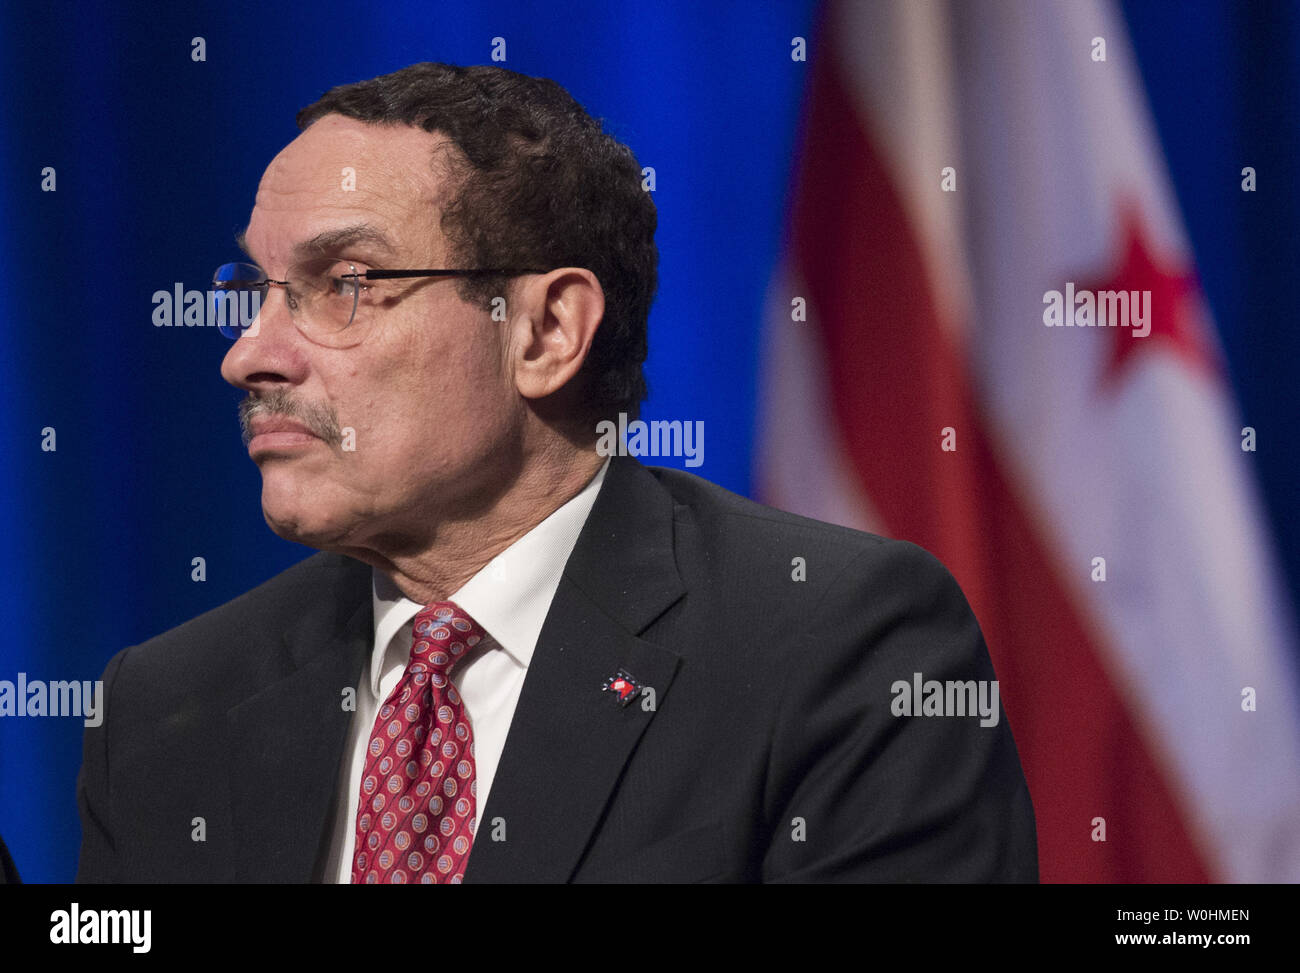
76, 455, 1037, 882
0, 833, 20, 884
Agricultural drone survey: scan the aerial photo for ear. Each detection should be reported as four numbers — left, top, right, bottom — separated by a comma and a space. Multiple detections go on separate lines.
506, 267, 605, 401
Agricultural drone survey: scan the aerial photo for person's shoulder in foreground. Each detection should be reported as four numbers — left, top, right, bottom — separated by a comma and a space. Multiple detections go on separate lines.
78, 454, 1038, 883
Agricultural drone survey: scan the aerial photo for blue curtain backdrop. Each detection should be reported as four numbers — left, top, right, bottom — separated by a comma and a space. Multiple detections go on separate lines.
0, 0, 1295, 882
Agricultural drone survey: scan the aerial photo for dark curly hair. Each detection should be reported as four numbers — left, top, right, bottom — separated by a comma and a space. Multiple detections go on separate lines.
297, 62, 656, 424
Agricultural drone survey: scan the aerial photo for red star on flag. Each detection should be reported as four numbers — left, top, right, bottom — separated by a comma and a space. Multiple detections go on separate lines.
1081, 201, 1219, 389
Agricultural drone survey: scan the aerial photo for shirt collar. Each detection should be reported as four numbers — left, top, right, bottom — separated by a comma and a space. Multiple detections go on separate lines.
368, 457, 610, 698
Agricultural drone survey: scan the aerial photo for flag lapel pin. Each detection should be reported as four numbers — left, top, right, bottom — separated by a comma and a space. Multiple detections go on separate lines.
602, 669, 640, 707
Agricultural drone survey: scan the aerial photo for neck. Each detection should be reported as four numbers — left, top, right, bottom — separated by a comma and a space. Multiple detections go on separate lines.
336, 447, 605, 605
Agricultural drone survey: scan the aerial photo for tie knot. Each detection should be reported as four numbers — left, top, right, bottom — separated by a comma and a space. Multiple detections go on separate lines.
410, 601, 485, 675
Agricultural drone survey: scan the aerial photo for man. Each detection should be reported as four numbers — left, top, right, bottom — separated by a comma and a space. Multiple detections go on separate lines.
76, 62, 1037, 883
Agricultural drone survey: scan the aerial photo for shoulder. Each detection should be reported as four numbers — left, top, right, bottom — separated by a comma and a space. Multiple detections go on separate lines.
633, 463, 984, 703
130, 550, 369, 659
100, 552, 370, 715
643, 462, 958, 603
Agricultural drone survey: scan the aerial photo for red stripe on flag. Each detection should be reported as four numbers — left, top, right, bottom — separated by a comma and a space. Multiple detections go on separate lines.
785, 33, 1212, 882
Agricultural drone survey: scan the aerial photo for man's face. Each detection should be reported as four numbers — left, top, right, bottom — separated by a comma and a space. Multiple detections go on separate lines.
220, 114, 522, 553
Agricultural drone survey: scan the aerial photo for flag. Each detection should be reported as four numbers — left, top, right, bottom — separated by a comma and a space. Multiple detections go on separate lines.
756, 0, 1300, 882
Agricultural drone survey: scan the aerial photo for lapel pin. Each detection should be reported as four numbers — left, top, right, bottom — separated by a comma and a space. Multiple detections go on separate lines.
602, 669, 640, 707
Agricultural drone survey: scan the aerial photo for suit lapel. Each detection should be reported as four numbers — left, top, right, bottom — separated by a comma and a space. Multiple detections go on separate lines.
465, 457, 686, 883
226, 556, 372, 882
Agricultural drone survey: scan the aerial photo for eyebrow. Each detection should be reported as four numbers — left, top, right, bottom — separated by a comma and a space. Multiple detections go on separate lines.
234, 223, 397, 263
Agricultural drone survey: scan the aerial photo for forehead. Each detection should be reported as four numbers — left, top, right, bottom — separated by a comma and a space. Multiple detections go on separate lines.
245, 114, 448, 262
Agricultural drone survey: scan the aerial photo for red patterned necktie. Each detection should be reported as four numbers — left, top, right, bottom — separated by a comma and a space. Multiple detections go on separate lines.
351, 601, 484, 884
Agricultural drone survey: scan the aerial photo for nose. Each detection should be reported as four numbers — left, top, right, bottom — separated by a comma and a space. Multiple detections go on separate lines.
219, 284, 310, 392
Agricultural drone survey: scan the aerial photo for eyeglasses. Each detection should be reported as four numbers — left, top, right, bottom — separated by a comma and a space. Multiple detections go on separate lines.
212, 258, 547, 348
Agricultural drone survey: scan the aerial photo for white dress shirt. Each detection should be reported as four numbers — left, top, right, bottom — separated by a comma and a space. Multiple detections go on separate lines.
323, 458, 610, 882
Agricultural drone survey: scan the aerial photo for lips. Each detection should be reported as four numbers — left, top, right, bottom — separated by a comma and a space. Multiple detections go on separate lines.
246, 415, 322, 453
248, 416, 318, 439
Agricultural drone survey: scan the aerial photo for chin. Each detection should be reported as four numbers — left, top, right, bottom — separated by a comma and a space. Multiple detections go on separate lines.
263, 509, 332, 548
260, 485, 355, 550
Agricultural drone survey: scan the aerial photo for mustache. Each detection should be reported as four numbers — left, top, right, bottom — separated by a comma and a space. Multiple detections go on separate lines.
238, 388, 342, 447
